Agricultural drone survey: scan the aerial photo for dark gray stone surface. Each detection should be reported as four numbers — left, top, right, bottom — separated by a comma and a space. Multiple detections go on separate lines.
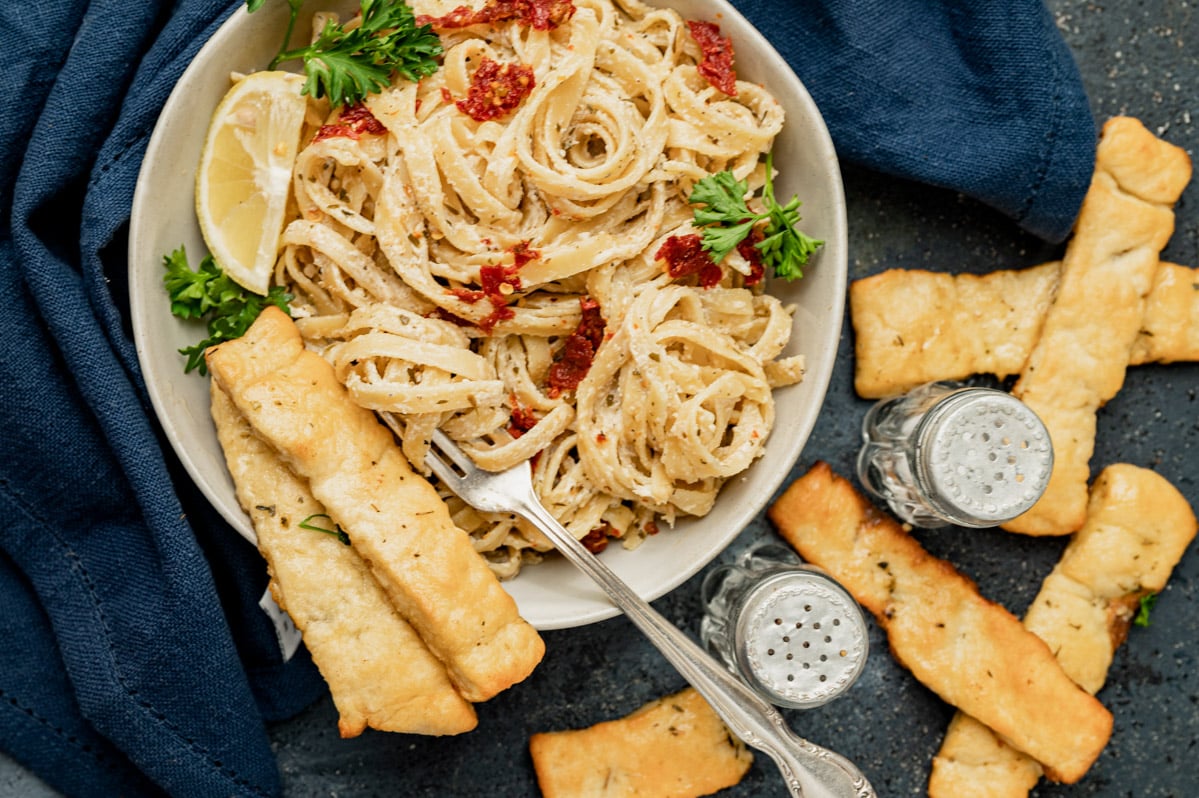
5, 1, 1196, 796
261, 3, 1199, 796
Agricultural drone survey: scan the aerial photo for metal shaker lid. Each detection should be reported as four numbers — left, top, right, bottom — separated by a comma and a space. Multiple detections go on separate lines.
914, 388, 1053, 527
734, 569, 869, 710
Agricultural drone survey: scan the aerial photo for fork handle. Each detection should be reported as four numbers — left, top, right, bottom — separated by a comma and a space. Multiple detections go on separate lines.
517, 500, 875, 798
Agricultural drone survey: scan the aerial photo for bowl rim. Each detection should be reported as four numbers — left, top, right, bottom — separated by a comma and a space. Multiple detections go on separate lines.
128, 0, 847, 630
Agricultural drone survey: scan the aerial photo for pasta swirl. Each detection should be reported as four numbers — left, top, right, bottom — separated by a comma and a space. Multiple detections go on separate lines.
270, 0, 808, 576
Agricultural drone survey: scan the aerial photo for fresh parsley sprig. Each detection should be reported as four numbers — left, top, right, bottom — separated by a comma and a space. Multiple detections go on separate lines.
248, 0, 443, 107
688, 171, 758, 260
687, 151, 823, 280
163, 246, 292, 375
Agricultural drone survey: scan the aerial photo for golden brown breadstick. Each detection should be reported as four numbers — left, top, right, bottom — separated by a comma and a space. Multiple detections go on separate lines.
850, 260, 1199, 399
850, 261, 1060, 398
1131, 262, 1199, 365
206, 306, 544, 702
768, 462, 1113, 783
529, 687, 753, 798
928, 464, 1197, 797
210, 382, 478, 737
1005, 117, 1191, 536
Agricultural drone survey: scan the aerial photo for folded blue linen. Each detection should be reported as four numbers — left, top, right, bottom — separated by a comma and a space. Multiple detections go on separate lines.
734, 0, 1097, 243
0, 1, 1095, 796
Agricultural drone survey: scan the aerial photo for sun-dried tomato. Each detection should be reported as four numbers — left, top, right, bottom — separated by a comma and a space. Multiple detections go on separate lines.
510, 240, 541, 269
454, 58, 536, 122
446, 245, 536, 333
477, 304, 515, 333
311, 103, 387, 142
547, 296, 605, 398
480, 262, 523, 297
656, 233, 723, 288
687, 20, 737, 96
507, 395, 540, 438
418, 0, 575, 31
449, 287, 486, 304
580, 523, 618, 554
737, 228, 765, 286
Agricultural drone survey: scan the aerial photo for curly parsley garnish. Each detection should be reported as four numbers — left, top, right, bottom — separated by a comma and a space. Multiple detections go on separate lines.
247, 0, 443, 107
687, 151, 823, 280
163, 246, 292, 375
299, 513, 351, 545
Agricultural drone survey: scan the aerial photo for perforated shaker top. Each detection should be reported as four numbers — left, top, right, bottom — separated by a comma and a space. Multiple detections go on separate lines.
915, 389, 1054, 527
735, 571, 868, 709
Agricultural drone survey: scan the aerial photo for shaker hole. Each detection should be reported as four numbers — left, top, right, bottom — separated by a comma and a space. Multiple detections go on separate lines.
832, 619, 841, 626
824, 635, 832, 643
813, 622, 821, 630
767, 649, 775, 656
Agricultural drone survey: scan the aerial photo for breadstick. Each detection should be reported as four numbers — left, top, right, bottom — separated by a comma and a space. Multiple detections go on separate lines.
529, 687, 753, 798
929, 464, 1196, 796
850, 261, 1060, 398
1005, 117, 1191, 535
850, 260, 1198, 399
210, 381, 477, 737
1131, 261, 1199, 365
206, 306, 544, 702
768, 462, 1113, 783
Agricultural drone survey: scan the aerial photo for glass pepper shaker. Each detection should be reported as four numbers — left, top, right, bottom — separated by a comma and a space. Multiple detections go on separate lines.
856, 381, 1053, 528
700, 541, 869, 710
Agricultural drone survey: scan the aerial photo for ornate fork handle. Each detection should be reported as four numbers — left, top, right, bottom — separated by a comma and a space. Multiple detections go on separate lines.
517, 498, 875, 798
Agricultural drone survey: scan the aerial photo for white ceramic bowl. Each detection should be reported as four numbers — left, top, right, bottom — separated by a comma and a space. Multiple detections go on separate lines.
129, 0, 847, 630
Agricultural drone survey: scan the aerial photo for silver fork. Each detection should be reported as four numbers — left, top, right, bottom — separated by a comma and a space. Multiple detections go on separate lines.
425, 430, 876, 798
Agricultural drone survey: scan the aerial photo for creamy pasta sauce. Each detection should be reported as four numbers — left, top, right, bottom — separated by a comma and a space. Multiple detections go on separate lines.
275, 0, 805, 577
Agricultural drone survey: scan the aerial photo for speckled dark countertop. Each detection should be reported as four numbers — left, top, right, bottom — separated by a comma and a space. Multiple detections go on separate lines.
4, 1, 1196, 796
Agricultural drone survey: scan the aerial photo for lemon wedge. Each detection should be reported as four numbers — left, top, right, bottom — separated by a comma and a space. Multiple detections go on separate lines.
195, 70, 307, 295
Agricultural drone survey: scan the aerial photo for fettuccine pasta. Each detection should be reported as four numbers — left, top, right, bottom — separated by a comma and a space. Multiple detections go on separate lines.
273, 0, 807, 578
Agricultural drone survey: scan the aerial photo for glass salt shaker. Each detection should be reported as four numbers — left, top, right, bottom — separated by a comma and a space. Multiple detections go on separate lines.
700, 541, 869, 710
856, 381, 1053, 528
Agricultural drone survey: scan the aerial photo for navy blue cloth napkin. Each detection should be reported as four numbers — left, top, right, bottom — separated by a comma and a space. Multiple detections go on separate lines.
733, 0, 1097, 243
0, 1, 1094, 796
